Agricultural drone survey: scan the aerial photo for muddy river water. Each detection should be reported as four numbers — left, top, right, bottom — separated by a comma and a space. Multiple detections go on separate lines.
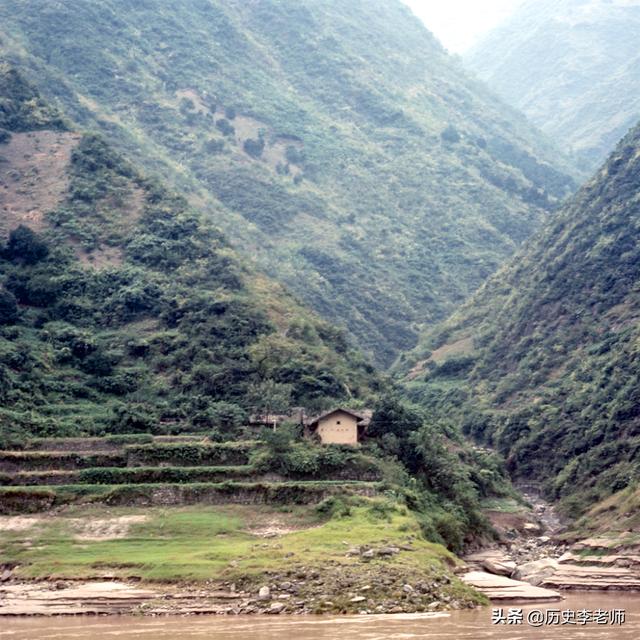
3, 593, 640, 640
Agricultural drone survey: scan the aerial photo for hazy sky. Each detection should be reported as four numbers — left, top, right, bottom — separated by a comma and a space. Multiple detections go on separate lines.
402, 0, 521, 53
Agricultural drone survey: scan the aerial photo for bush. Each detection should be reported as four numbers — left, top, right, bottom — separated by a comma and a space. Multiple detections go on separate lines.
434, 511, 465, 553
110, 404, 158, 434
4, 226, 49, 264
243, 136, 265, 158
0, 290, 18, 325
215, 118, 235, 136
441, 125, 461, 144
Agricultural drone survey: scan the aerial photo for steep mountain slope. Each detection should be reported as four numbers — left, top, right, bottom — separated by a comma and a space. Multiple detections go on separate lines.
466, 0, 640, 172
0, 64, 378, 442
0, 0, 577, 365
401, 120, 640, 517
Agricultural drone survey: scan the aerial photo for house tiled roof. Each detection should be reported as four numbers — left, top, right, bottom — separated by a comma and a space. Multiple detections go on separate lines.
308, 408, 371, 428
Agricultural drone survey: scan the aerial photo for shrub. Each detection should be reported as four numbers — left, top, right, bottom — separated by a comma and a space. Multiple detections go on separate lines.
4, 226, 49, 264
0, 290, 18, 325
441, 125, 461, 144
110, 404, 158, 434
243, 136, 265, 158
215, 118, 235, 136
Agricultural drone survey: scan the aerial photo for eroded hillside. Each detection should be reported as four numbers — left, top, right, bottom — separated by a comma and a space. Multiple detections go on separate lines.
0, 65, 378, 441
0, 0, 578, 364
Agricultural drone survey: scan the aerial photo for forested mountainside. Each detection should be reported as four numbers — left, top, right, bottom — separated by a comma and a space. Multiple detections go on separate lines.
400, 121, 640, 518
0, 64, 379, 442
466, 0, 640, 173
0, 0, 577, 365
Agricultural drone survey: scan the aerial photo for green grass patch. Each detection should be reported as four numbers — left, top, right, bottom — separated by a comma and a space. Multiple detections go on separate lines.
0, 500, 460, 582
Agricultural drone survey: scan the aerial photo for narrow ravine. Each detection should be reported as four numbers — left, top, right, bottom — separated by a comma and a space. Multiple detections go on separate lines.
463, 486, 640, 600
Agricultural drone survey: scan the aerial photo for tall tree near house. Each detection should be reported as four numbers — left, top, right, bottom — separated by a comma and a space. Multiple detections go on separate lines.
248, 379, 293, 429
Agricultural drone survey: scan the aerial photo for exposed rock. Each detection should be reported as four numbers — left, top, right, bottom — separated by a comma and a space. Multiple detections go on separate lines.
513, 558, 559, 585
267, 602, 285, 614
482, 559, 517, 577
462, 571, 562, 602
258, 586, 271, 601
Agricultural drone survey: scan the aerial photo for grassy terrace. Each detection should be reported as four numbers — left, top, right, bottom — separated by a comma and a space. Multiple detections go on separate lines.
0, 501, 483, 608
0, 481, 382, 514
0, 465, 257, 486
0, 435, 486, 611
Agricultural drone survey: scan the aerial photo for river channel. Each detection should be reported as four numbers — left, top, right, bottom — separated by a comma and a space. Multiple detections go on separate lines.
3, 593, 640, 639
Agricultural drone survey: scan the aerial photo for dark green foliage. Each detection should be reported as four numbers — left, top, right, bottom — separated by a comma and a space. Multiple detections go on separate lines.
253, 426, 381, 480
441, 125, 461, 144
0, 451, 126, 472
243, 136, 265, 158
76, 465, 254, 486
363, 393, 510, 546
126, 443, 253, 467
0, 73, 379, 439
4, 226, 49, 265
0, 290, 18, 325
215, 118, 235, 136
0, 62, 67, 131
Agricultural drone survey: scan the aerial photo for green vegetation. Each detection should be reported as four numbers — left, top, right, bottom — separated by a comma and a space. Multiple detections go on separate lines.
0, 500, 484, 610
402, 122, 640, 519
0, 87, 378, 441
0, 0, 578, 364
0, 62, 67, 132
0, 481, 380, 515
466, 0, 640, 172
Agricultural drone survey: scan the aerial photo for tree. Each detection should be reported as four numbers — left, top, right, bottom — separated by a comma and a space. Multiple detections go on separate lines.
243, 136, 265, 158
4, 225, 49, 265
215, 118, 235, 136
368, 393, 423, 439
247, 379, 292, 428
0, 289, 18, 325
441, 124, 461, 144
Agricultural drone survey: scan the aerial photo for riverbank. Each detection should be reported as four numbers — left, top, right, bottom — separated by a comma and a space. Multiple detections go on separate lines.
0, 500, 484, 616
463, 491, 640, 594
5, 592, 640, 640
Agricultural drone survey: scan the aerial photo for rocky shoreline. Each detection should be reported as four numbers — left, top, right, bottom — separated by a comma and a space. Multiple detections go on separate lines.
0, 542, 480, 617
4, 492, 638, 617
464, 491, 640, 597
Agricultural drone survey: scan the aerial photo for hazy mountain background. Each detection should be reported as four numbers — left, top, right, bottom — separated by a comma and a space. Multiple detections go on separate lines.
0, 0, 577, 366
466, 0, 640, 172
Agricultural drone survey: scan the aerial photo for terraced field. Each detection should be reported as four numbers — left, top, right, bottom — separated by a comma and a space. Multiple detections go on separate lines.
0, 436, 383, 515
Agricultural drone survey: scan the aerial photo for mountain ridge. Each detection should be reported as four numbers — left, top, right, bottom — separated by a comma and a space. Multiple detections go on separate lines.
400, 118, 640, 517
466, 0, 640, 172
0, 0, 578, 365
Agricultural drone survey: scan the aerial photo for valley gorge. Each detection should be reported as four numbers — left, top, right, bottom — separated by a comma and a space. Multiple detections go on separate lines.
1, 0, 640, 636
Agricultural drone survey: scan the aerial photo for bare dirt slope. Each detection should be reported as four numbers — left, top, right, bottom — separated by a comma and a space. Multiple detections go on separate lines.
0, 130, 80, 237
